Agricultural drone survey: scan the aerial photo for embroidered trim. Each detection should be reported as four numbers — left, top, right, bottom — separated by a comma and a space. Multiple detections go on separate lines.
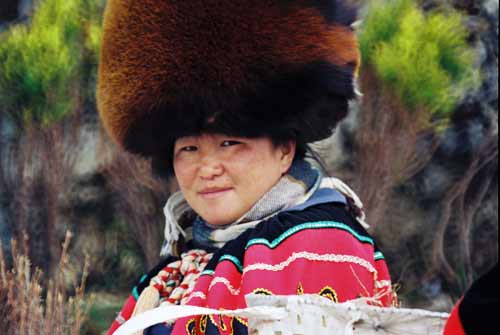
252, 288, 274, 296
297, 282, 304, 295
218, 315, 228, 332
209, 277, 241, 296
209, 315, 232, 334
132, 287, 140, 300
375, 280, 392, 289
199, 314, 208, 333
219, 254, 244, 273
374, 251, 385, 261
319, 286, 339, 303
235, 316, 249, 327
185, 318, 196, 335
132, 274, 149, 300
115, 313, 126, 325
246, 221, 374, 251
243, 252, 377, 276
209, 314, 219, 328
185, 291, 207, 302
201, 269, 215, 276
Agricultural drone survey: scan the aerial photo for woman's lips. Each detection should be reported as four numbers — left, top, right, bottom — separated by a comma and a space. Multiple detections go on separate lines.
198, 187, 233, 199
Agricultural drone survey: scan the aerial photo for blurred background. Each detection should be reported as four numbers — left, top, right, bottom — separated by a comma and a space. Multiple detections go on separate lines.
0, 0, 497, 334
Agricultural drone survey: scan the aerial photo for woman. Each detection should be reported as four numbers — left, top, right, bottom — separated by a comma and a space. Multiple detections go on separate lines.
97, 1, 395, 334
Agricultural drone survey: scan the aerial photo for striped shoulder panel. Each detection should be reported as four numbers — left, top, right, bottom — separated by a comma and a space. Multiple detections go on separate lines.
247, 203, 374, 249
246, 220, 375, 250
203, 203, 375, 274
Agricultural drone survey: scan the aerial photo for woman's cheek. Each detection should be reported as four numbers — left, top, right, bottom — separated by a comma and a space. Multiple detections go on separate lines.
174, 161, 195, 186
235, 147, 258, 167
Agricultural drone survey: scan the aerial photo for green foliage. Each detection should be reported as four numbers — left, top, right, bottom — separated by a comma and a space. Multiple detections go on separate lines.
359, 0, 413, 59
359, 0, 479, 121
83, 0, 105, 60
0, 0, 105, 128
84, 293, 128, 333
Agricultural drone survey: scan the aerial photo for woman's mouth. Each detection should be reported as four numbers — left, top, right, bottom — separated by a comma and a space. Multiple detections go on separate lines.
198, 187, 233, 199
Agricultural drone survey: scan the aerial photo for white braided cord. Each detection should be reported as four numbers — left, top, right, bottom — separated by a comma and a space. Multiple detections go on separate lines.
243, 252, 377, 276
208, 277, 241, 296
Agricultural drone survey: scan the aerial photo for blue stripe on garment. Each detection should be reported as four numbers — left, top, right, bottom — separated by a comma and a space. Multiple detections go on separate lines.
219, 254, 244, 273
201, 269, 215, 277
374, 251, 385, 261
246, 221, 374, 250
132, 274, 149, 300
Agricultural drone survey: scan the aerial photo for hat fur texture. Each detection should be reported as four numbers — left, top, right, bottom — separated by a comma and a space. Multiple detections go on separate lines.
97, 0, 360, 162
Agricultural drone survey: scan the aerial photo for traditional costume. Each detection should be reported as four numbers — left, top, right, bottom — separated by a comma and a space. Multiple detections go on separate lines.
97, 1, 395, 334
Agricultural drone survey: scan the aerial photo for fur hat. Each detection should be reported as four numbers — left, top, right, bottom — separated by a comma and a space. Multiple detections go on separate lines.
97, 0, 360, 171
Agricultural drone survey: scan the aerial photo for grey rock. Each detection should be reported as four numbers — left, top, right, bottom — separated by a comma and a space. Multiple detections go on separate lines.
415, 163, 455, 200
482, 0, 499, 17
18, 0, 32, 19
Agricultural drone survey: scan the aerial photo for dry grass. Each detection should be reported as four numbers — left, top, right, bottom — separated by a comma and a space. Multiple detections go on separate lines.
0, 231, 89, 335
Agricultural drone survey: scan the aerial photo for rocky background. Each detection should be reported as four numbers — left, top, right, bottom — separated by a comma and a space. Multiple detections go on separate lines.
0, 0, 498, 333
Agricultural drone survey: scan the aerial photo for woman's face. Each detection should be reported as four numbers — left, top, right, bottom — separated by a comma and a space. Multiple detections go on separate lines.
173, 134, 296, 226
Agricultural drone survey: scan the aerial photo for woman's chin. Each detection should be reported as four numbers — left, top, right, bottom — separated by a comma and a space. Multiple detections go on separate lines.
190, 191, 252, 225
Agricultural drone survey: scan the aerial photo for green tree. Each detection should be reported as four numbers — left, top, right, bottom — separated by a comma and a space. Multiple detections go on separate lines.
359, 0, 479, 125
0, 0, 104, 129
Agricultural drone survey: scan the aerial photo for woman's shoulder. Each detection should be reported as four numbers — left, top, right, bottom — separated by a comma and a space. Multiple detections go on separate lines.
210, 202, 375, 266
249, 202, 372, 246
203, 202, 393, 302
278, 201, 364, 230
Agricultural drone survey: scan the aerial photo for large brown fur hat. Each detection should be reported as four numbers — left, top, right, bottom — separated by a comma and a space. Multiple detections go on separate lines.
97, 0, 360, 169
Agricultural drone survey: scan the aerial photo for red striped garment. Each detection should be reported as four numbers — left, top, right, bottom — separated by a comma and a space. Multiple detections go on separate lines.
109, 201, 395, 335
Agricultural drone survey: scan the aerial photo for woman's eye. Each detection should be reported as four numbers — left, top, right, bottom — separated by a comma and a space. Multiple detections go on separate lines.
221, 140, 240, 147
180, 146, 198, 152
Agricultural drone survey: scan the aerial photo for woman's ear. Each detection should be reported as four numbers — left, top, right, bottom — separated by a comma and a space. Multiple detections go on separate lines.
279, 141, 296, 174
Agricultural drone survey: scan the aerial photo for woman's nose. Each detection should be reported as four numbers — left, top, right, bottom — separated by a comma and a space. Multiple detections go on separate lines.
198, 159, 224, 180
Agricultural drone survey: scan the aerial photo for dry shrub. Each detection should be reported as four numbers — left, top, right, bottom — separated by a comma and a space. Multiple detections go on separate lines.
430, 131, 498, 291
0, 231, 89, 335
0, 115, 81, 275
352, 67, 498, 301
353, 67, 437, 228
98, 129, 172, 269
